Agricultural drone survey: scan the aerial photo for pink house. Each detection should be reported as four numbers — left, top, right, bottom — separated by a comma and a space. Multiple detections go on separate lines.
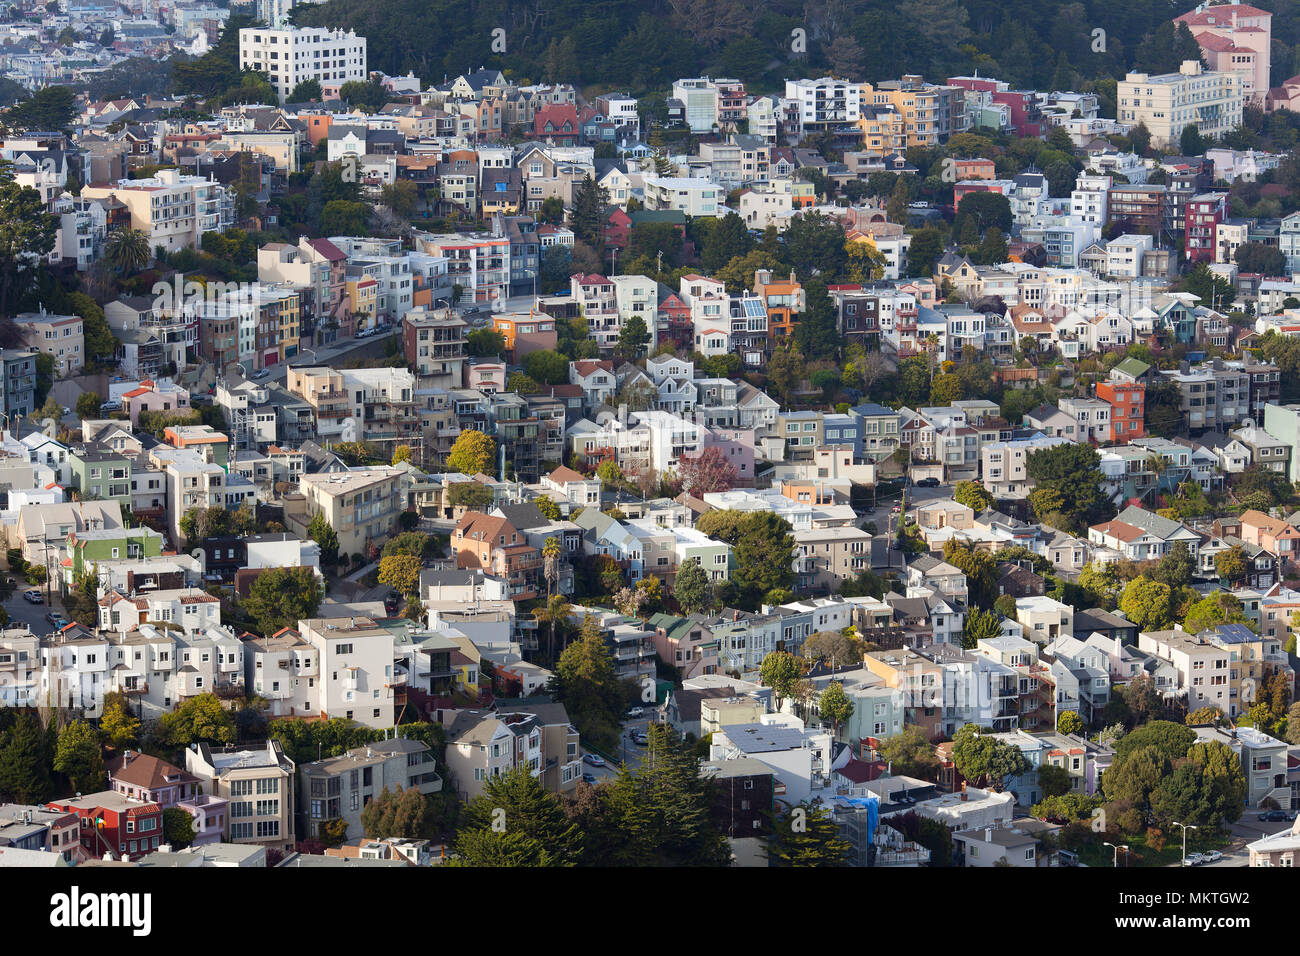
701, 427, 755, 488
122, 379, 190, 426
175, 794, 229, 846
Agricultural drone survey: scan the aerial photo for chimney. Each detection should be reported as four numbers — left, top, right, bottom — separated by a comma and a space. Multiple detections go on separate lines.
960, 781, 968, 801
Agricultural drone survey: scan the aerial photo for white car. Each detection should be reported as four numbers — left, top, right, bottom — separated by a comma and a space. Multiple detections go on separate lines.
627, 707, 644, 718
1200, 850, 1223, 864
1182, 852, 1205, 866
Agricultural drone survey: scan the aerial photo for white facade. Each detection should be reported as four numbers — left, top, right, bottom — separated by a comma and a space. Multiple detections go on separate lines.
238, 27, 368, 103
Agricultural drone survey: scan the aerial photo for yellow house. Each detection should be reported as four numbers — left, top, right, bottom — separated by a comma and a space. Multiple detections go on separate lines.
346, 275, 380, 329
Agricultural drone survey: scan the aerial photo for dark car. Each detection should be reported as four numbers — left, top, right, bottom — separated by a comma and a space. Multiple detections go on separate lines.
383, 592, 401, 614
1258, 809, 1292, 822
915, 477, 941, 488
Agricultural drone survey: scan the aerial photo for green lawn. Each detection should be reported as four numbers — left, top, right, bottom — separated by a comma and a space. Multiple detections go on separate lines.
1076, 828, 1231, 868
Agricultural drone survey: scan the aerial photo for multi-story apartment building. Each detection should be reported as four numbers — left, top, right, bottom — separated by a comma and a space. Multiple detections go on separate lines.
1186, 192, 1226, 264
1175, 3, 1272, 108
1117, 60, 1244, 149
185, 741, 296, 850
1096, 378, 1146, 442
290, 467, 404, 557
444, 706, 581, 800
11, 310, 83, 376
82, 169, 234, 253
414, 232, 510, 306
641, 175, 722, 217
0, 349, 38, 420
47, 792, 163, 862
298, 616, 396, 729
402, 307, 466, 389
237, 26, 367, 103
1158, 359, 1250, 432
784, 77, 863, 136
793, 526, 873, 592
298, 738, 441, 841
1139, 628, 1232, 713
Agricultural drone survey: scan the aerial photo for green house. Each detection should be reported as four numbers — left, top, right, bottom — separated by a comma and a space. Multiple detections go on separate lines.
64, 527, 165, 584
68, 445, 134, 510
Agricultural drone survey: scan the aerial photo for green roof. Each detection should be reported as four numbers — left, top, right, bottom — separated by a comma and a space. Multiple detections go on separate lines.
629, 210, 686, 225
1114, 357, 1150, 379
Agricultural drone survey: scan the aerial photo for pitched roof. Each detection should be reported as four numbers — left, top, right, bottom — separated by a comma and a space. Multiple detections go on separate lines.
106, 751, 197, 789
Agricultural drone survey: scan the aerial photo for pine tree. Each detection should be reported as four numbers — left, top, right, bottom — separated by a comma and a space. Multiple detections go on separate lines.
569, 175, 609, 249
456, 766, 582, 865
0, 712, 51, 803
767, 802, 852, 866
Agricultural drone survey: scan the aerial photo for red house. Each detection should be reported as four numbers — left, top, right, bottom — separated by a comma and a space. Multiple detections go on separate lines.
604, 207, 633, 249
47, 791, 164, 861
659, 290, 693, 349
1185, 193, 1225, 264
533, 104, 579, 145
1096, 379, 1145, 442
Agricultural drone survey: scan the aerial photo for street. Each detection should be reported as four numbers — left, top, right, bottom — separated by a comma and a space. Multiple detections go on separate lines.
580, 716, 656, 782
4, 583, 62, 637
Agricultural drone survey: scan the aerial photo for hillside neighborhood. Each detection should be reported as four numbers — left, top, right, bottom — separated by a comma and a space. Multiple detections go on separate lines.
2, 0, 1300, 875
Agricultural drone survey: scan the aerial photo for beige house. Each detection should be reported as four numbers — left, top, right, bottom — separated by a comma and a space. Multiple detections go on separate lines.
700, 696, 766, 736
1117, 60, 1243, 149
298, 738, 441, 841
82, 169, 234, 253
289, 468, 404, 557
1015, 596, 1074, 645
185, 741, 295, 851
12, 312, 84, 376
1249, 817, 1300, 867
793, 526, 873, 591
444, 706, 582, 801
1137, 628, 1231, 713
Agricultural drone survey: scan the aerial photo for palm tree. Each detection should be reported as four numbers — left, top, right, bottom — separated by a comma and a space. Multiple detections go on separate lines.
103, 227, 150, 274
533, 593, 570, 664
542, 536, 561, 598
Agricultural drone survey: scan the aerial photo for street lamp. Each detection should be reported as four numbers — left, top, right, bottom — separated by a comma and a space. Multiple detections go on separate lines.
1172, 821, 1198, 866
1103, 841, 1129, 867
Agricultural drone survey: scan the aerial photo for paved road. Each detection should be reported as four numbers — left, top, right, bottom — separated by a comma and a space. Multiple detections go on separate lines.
4, 582, 63, 637
580, 716, 657, 783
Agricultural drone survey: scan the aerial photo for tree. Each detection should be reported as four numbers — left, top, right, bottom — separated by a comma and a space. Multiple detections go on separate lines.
729, 512, 796, 609
0, 713, 50, 804
75, 392, 103, 420
550, 614, 628, 752
522, 349, 568, 385
907, 227, 943, 277
391, 444, 413, 466
456, 766, 582, 866
338, 77, 390, 112
1103, 744, 1171, 810
99, 697, 140, 748
447, 429, 496, 476
1179, 123, 1206, 156
162, 806, 197, 848
288, 78, 322, 102
1150, 740, 1246, 828
361, 785, 435, 840
1025, 443, 1111, 532
955, 191, 1012, 234
1178, 262, 1234, 311
616, 315, 651, 364
0, 170, 58, 313
962, 608, 1002, 650
377, 553, 421, 596
4, 85, 75, 131
1150, 541, 1195, 591
760, 651, 805, 707
844, 240, 887, 285
103, 227, 151, 274
466, 328, 505, 356
818, 681, 855, 738
538, 196, 565, 224
1186, 706, 1223, 726
154, 693, 236, 748
1235, 242, 1287, 277
1143, 377, 1185, 439
766, 803, 851, 866
1285, 702, 1300, 745
950, 724, 1030, 790
306, 512, 339, 566
673, 556, 712, 614
1182, 591, 1250, 634
533, 494, 561, 521
1038, 763, 1072, 798
801, 630, 864, 668
676, 446, 738, 495
569, 175, 609, 248
877, 725, 940, 779
1057, 711, 1085, 737
1114, 720, 1197, 764
953, 480, 994, 513
942, 541, 998, 608
1119, 576, 1173, 632
54, 719, 105, 796
242, 566, 325, 637
1214, 545, 1249, 585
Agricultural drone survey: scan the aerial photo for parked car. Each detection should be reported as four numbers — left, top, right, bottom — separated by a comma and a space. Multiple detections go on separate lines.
632, 733, 649, 746
100, 400, 122, 412
582, 754, 605, 767
915, 477, 941, 488
1258, 809, 1291, 822
22, 589, 43, 604
44, 611, 60, 625
626, 706, 644, 718
383, 592, 401, 614
1182, 852, 1205, 866
582, 773, 597, 784
1200, 850, 1223, 864
252, 367, 271, 379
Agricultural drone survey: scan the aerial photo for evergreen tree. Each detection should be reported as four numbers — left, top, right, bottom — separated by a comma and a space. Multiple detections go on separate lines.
54, 720, 105, 796
767, 802, 851, 866
456, 766, 583, 866
569, 175, 609, 249
0, 712, 51, 803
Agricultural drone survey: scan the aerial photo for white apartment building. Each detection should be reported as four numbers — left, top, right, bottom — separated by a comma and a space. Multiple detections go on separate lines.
642, 175, 722, 217
1117, 60, 1243, 149
299, 617, 396, 729
238, 27, 367, 103
783, 77, 862, 135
